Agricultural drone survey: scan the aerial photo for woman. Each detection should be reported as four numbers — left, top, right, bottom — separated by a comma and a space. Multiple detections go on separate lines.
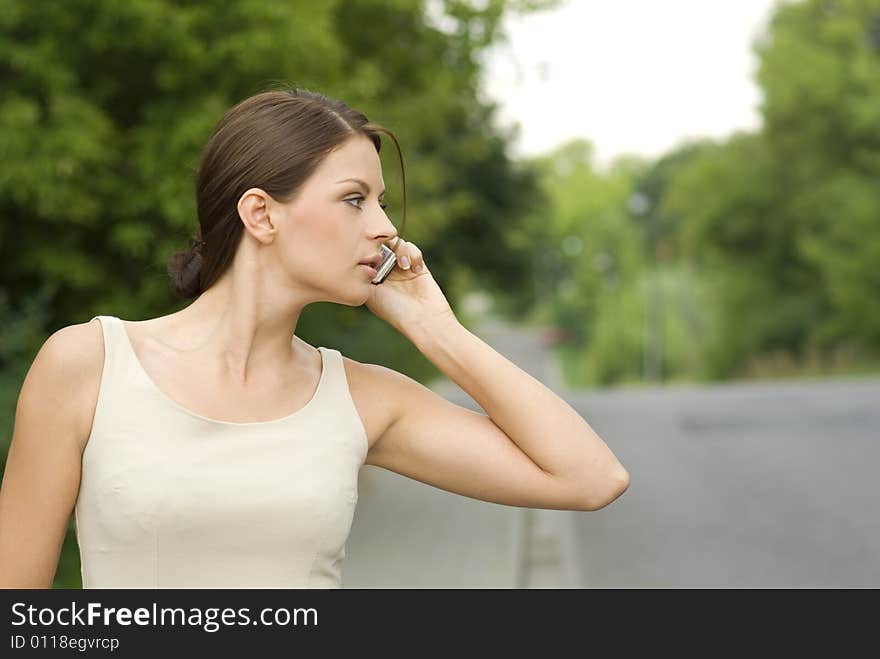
0, 88, 629, 588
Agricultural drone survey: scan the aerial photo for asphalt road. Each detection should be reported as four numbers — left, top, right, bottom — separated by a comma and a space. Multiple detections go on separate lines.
564, 377, 880, 587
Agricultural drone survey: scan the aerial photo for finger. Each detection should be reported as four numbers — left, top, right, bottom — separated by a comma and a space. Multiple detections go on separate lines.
409, 247, 425, 273
394, 240, 417, 270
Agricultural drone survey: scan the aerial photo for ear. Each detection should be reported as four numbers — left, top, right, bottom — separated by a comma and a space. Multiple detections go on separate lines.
237, 188, 278, 245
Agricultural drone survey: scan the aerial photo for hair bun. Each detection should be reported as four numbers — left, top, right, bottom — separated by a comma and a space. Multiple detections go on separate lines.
167, 243, 204, 299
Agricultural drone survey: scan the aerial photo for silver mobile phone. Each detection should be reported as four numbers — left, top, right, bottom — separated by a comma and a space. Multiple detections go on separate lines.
371, 243, 397, 284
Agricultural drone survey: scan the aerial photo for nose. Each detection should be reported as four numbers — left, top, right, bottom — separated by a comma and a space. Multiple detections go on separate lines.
370, 204, 398, 242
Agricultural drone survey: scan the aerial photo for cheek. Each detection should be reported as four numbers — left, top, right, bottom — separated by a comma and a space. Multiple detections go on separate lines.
285, 208, 354, 278
307, 219, 350, 264
306, 201, 346, 237
291, 204, 343, 250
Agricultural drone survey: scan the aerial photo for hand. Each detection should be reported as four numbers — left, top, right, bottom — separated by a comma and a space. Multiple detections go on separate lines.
364, 236, 456, 336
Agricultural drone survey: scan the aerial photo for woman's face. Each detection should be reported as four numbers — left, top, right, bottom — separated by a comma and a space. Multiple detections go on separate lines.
271, 133, 399, 305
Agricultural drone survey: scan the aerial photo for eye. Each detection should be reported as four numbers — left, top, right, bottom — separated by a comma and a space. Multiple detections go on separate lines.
345, 196, 388, 211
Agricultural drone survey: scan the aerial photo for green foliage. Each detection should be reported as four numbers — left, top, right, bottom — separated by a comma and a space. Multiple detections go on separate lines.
659, 133, 831, 376
525, 140, 644, 342
0, 0, 547, 341
756, 0, 880, 348
536, 0, 880, 386
659, 0, 880, 373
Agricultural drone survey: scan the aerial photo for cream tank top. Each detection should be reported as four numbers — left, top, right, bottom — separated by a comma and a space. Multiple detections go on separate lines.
74, 315, 368, 588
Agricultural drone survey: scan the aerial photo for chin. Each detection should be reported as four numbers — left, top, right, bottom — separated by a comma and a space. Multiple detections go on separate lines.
313, 270, 371, 306
332, 282, 372, 308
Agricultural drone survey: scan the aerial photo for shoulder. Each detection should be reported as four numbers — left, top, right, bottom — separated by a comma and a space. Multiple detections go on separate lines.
334, 351, 425, 453
52, 316, 105, 363
291, 339, 435, 453
338, 353, 414, 397
34, 318, 105, 381
26, 318, 105, 451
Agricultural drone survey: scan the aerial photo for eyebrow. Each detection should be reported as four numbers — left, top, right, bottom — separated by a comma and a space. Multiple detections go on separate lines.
336, 178, 385, 197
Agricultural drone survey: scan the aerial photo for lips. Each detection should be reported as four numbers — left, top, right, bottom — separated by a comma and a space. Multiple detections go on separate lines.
358, 253, 382, 268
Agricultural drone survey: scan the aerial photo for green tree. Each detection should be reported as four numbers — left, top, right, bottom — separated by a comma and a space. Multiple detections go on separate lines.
525, 139, 647, 385
756, 0, 880, 349
661, 133, 830, 377
659, 0, 880, 377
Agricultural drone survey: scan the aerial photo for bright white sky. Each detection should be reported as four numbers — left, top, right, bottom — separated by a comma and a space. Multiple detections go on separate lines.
478, 0, 781, 167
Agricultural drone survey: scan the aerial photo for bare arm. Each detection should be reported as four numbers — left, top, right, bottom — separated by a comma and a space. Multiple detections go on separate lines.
366, 313, 629, 511
0, 321, 101, 588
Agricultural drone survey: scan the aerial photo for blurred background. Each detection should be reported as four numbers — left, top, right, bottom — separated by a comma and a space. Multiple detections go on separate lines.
1, 0, 878, 588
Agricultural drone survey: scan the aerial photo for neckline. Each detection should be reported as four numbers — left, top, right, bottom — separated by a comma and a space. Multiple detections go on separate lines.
111, 316, 329, 427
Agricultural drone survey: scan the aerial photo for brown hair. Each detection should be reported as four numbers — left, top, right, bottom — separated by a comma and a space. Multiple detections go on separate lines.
167, 87, 407, 299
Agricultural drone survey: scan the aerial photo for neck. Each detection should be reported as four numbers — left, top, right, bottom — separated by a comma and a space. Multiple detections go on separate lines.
170, 254, 315, 385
